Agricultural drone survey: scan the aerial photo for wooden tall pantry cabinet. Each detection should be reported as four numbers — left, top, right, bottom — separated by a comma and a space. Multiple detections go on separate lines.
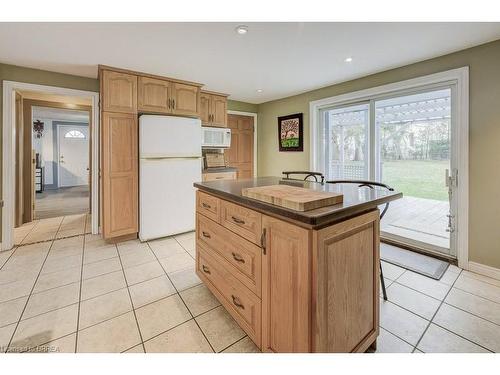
99, 65, 219, 240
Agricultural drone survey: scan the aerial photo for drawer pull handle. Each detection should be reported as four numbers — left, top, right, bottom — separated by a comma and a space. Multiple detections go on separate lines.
202, 231, 211, 239
202, 203, 211, 209
231, 252, 245, 263
231, 295, 245, 310
202, 265, 211, 274
231, 216, 245, 225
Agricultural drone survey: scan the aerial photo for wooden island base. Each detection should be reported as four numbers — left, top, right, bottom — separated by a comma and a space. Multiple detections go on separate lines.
195, 190, 381, 353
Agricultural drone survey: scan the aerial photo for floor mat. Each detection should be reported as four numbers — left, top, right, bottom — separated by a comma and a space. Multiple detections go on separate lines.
381, 242, 449, 280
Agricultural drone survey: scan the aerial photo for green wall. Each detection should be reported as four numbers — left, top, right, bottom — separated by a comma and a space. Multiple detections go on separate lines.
257, 39, 500, 269
227, 99, 258, 113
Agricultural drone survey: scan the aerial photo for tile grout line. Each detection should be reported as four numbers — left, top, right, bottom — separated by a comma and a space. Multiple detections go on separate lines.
116, 243, 147, 354
5, 217, 65, 353
412, 269, 463, 351
440, 300, 500, 328
74, 219, 87, 353
17, 219, 41, 246
146, 240, 217, 353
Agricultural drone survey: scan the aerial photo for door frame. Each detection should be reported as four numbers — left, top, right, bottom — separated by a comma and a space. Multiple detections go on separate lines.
309, 67, 469, 269
57, 124, 90, 188
227, 110, 258, 177
2, 81, 100, 250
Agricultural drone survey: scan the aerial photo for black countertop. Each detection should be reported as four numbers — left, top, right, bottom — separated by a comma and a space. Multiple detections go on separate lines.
194, 176, 403, 228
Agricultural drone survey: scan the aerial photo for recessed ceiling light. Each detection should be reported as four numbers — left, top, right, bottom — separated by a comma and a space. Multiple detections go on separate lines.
235, 25, 248, 35
344, 57, 353, 63
256, 89, 263, 93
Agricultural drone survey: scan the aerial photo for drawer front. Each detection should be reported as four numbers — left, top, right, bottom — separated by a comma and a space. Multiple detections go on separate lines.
197, 245, 261, 347
220, 200, 262, 245
202, 172, 236, 182
196, 191, 219, 223
197, 213, 261, 296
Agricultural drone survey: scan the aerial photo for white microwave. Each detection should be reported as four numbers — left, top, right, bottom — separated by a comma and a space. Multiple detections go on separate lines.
201, 127, 231, 148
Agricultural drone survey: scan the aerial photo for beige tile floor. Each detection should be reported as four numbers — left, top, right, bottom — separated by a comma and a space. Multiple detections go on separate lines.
1, 224, 499, 353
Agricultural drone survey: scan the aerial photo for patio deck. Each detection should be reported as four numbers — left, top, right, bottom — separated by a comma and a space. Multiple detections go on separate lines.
381, 196, 450, 251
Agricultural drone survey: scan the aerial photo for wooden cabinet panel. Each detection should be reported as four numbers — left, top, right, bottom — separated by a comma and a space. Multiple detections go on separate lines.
196, 191, 220, 222
211, 95, 227, 127
197, 213, 262, 296
200, 92, 211, 125
262, 215, 311, 353
102, 70, 137, 113
197, 244, 262, 347
226, 114, 254, 179
172, 82, 199, 117
312, 210, 379, 353
138, 76, 170, 113
220, 200, 262, 245
102, 112, 138, 238
200, 91, 228, 127
201, 171, 236, 182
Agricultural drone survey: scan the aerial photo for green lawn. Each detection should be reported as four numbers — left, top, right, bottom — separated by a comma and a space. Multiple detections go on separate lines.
281, 138, 299, 148
381, 160, 449, 201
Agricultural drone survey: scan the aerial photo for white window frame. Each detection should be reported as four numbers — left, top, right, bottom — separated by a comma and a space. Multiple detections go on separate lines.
309, 67, 469, 269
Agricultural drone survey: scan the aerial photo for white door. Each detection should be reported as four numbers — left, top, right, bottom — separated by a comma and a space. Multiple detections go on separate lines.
58, 125, 89, 187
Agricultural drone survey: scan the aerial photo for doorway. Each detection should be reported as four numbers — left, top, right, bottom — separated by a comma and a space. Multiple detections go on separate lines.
311, 68, 469, 265
226, 113, 257, 178
2, 81, 99, 250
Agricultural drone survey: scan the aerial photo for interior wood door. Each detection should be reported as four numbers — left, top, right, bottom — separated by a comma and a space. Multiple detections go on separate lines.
102, 112, 138, 239
211, 95, 227, 127
200, 92, 211, 125
102, 70, 137, 113
171, 82, 199, 117
138, 76, 170, 113
226, 114, 254, 179
262, 215, 311, 352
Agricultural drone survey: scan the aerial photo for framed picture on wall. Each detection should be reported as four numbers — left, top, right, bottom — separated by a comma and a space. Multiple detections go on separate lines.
278, 113, 303, 152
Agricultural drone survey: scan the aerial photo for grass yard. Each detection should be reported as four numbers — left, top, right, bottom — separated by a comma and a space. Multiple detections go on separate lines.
381, 160, 449, 201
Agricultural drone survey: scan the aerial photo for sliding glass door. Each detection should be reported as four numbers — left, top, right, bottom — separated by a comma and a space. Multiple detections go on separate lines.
317, 86, 457, 258
319, 103, 369, 180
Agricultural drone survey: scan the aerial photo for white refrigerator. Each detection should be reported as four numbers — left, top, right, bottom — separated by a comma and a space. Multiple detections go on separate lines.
139, 115, 202, 241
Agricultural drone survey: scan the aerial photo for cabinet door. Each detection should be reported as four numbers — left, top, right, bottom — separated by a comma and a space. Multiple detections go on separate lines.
102, 112, 138, 239
138, 76, 170, 113
211, 95, 227, 127
172, 82, 200, 117
102, 70, 137, 113
200, 92, 211, 125
262, 215, 311, 352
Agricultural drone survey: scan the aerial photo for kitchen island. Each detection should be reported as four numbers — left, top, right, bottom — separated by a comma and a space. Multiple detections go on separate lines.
193, 177, 402, 353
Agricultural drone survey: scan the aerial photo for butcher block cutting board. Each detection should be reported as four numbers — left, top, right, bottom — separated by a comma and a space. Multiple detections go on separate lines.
241, 184, 343, 211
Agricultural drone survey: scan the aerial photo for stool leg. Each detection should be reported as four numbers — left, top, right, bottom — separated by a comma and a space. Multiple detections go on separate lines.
380, 261, 388, 301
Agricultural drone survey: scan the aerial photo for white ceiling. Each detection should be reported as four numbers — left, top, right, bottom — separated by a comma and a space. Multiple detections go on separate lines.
1, 23, 500, 103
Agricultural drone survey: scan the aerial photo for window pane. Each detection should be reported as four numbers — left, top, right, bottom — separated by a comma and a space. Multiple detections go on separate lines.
321, 103, 369, 180
65, 130, 86, 139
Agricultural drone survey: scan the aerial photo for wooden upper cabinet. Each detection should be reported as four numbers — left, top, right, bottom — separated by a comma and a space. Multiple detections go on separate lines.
102, 112, 138, 239
211, 95, 228, 127
171, 82, 200, 117
200, 92, 212, 124
201, 91, 228, 127
138, 76, 170, 113
102, 70, 137, 113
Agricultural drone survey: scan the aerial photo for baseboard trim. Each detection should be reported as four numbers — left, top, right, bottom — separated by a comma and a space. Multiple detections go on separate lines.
468, 261, 500, 281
